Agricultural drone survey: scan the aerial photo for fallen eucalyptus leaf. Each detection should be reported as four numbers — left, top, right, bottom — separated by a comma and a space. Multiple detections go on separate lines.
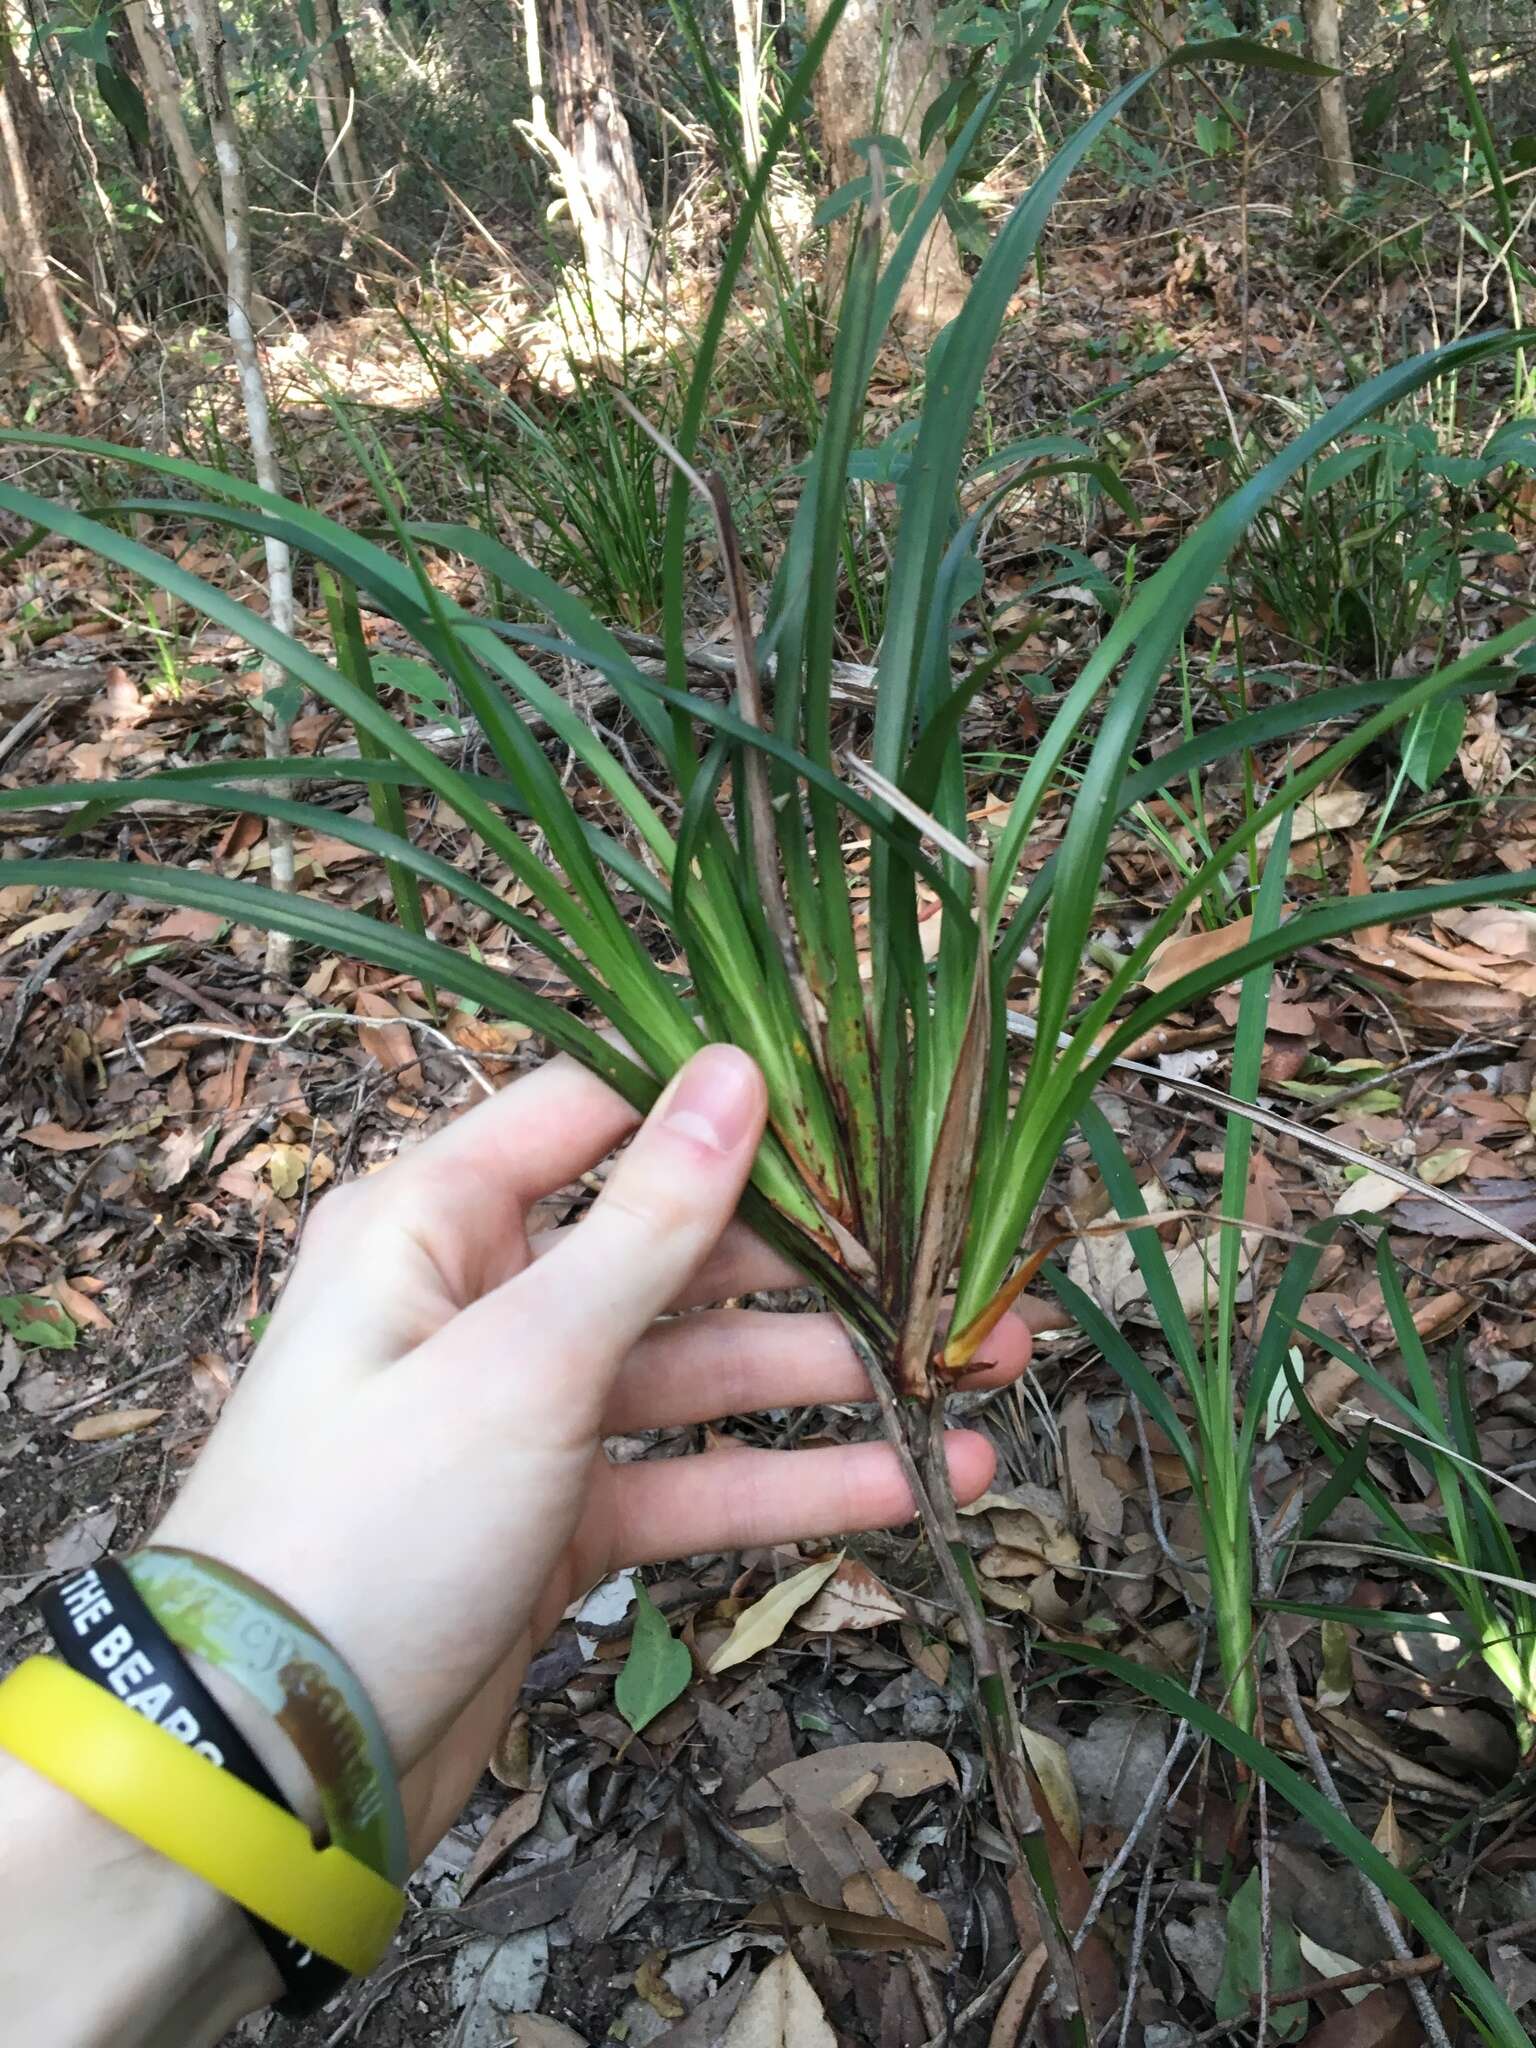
720, 1950, 837, 2047
706, 1554, 844, 1675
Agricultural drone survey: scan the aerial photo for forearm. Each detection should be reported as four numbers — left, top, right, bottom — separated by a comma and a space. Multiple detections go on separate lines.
0, 1750, 276, 2048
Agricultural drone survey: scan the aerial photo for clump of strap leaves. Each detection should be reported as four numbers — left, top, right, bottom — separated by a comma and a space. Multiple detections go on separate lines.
3, 13, 1533, 2040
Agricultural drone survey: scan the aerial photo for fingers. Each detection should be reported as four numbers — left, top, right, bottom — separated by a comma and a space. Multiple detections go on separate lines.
604, 1305, 1035, 1432
404, 1054, 645, 1210
385, 1057, 649, 1298
415, 1047, 768, 1435
531, 1215, 804, 1310
605, 1430, 999, 1563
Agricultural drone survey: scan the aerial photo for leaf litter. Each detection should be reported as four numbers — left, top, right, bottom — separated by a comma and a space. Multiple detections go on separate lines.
2, 157, 1535, 2048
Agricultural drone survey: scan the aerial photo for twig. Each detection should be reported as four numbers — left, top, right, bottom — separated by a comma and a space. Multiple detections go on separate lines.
107, 1009, 498, 1097
906, 1954, 948, 2042
1005, 1011, 1536, 1261
1131, 1396, 1181, 1577
0, 664, 110, 713
46, 1356, 188, 1425
0, 692, 61, 770
922, 1950, 1024, 2046
1076, 1625, 1209, 1951
0, 895, 116, 1065
323, 1941, 462, 2045
1247, 1910, 1536, 2009
1296, 1034, 1494, 1119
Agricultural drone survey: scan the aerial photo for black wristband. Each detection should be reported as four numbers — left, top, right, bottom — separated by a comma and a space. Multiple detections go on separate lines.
38, 1559, 350, 2016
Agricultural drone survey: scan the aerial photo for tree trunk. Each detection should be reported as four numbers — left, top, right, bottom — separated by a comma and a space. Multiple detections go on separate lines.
525, 0, 653, 305
804, 0, 968, 335
0, 39, 90, 382
123, 0, 230, 291
1304, 0, 1356, 200
304, 0, 380, 234
181, 0, 298, 985
1140, 0, 1192, 144
732, 0, 764, 175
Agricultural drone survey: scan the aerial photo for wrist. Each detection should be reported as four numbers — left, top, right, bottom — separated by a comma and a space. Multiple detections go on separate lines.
0, 1746, 279, 2048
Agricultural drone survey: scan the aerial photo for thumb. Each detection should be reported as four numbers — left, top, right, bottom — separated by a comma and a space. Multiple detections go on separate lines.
427, 1045, 768, 1424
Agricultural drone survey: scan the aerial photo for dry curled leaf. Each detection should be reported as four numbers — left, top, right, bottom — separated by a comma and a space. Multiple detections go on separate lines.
635, 1952, 685, 2022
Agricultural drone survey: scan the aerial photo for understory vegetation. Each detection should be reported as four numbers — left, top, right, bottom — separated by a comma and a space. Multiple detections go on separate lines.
3, 0, 1536, 2041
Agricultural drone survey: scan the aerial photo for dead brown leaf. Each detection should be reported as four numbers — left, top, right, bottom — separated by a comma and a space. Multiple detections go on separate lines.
719, 1951, 837, 2047
1259, 784, 1369, 849
21, 1122, 111, 1152
151, 907, 226, 944
783, 1803, 883, 1909
841, 1868, 953, 1958
1141, 914, 1256, 995
1457, 692, 1514, 797
46, 1276, 112, 1331
736, 1739, 956, 1817
795, 1557, 905, 1634
1062, 1392, 1124, 1539
1404, 980, 1529, 1032
504, 2020, 587, 2048
1393, 1180, 1536, 1243
354, 989, 423, 1084
1437, 904, 1536, 963
461, 1787, 545, 1897
739, 1890, 948, 1954
987, 1945, 1050, 2048
1299, 1986, 1419, 2047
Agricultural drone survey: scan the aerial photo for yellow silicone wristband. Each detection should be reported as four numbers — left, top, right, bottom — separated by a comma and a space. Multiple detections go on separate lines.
0, 1659, 403, 1976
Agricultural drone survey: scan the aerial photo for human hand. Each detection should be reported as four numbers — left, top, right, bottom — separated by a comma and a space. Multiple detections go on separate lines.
151, 1045, 1042, 1864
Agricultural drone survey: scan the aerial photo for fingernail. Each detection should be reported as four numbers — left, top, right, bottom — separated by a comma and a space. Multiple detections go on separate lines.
662, 1045, 761, 1155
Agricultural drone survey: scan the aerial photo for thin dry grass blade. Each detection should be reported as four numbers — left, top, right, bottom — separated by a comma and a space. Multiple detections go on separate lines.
1005, 1012, 1536, 1262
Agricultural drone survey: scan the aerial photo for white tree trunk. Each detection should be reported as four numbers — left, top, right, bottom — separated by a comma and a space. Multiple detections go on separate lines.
732, 0, 764, 175
1304, 0, 1356, 200
182, 0, 298, 985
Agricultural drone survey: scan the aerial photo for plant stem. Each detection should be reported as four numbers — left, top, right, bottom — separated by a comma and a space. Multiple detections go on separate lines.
853, 1328, 1086, 2041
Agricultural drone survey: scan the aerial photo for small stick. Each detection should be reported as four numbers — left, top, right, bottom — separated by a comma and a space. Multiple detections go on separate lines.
108, 1008, 498, 1097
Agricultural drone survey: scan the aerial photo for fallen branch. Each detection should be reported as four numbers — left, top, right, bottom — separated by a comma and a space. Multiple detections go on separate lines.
0, 665, 110, 712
